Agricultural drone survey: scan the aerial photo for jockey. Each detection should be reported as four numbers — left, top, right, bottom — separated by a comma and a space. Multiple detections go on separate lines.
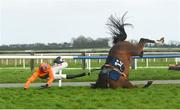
24, 56, 87, 90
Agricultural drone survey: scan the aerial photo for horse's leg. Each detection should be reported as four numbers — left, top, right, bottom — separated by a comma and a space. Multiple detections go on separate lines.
91, 73, 109, 88
137, 38, 155, 55
122, 79, 137, 88
139, 37, 164, 47
109, 80, 123, 89
134, 37, 164, 56
109, 78, 136, 89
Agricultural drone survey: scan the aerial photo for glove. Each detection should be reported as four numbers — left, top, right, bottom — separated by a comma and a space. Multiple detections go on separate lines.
40, 84, 50, 89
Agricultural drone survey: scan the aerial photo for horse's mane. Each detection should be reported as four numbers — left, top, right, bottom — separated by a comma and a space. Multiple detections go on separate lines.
106, 12, 133, 44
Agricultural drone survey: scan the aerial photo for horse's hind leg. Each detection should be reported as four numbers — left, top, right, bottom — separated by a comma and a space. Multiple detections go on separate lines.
139, 37, 164, 45
91, 74, 109, 88
130, 38, 155, 56
122, 79, 137, 88
109, 78, 136, 89
139, 38, 156, 43
134, 37, 164, 56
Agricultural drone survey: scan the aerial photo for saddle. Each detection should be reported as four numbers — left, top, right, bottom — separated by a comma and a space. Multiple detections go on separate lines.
102, 56, 125, 80
91, 56, 125, 88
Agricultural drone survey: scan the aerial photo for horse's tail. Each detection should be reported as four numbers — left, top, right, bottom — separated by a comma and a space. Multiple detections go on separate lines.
106, 12, 133, 44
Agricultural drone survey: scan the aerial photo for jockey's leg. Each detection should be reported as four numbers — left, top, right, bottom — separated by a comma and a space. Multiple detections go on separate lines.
52, 65, 87, 80
54, 72, 86, 79
66, 72, 86, 79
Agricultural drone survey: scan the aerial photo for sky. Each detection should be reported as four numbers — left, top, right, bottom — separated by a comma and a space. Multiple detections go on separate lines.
0, 0, 179, 45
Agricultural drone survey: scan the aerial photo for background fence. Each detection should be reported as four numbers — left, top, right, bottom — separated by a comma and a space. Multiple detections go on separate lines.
0, 53, 180, 70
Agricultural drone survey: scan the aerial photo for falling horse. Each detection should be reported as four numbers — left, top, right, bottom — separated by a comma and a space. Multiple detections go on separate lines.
92, 13, 164, 89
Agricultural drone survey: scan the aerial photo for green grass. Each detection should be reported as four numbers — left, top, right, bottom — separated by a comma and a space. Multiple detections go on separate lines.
137, 58, 178, 67
0, 85, 180, 109
0, 54, 180, 109
129, 68, 180, 80
0, 68, 180, 83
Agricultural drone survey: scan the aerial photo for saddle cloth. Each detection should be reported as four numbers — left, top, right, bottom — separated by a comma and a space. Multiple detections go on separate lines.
101, 56, 125, 80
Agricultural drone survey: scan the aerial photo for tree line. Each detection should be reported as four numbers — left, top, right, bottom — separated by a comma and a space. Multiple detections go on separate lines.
0, 35, 180, 50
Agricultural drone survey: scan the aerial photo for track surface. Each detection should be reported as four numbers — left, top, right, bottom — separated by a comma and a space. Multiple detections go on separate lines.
0, 80, 180, 88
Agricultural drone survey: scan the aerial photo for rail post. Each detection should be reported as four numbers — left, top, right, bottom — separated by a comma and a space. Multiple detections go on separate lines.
86, 53, 91, 72
81, 52, 86, 70
30, 52, 35, 71
23, 59, 25, 69
146, 58, 149, 68
131, 59, 137, 69
175, 58, 178, 64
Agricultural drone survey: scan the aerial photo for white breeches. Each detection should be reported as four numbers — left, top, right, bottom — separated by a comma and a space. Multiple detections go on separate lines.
52, 62, 68, 80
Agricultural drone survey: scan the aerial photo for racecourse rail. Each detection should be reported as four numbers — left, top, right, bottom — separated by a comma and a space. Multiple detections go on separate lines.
0, 54, 180, 70
1, 54, 180, 87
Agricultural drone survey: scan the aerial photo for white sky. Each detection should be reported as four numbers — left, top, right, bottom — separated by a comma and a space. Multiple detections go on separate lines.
0, 0, 179, 45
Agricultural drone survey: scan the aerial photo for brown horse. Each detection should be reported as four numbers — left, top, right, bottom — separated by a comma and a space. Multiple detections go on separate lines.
92, 13, 164, 89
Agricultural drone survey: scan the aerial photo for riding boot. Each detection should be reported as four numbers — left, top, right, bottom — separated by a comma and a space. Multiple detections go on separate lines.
66, 72, 86, 79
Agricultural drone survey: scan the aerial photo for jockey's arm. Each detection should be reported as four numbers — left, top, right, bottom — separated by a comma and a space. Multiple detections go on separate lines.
46, 68, 54, 86
24, 72, 38, 89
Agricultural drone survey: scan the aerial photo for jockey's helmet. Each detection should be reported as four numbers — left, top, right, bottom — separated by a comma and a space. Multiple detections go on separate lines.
39, 63, 50, 72
54, 56, 64, 64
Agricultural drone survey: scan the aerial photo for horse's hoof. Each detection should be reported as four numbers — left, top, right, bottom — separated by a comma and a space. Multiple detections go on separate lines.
143, 81, 153, 88
155, 37, 164, 45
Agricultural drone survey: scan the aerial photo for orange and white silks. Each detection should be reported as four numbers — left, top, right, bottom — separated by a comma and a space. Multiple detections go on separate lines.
24, 63, 54, 89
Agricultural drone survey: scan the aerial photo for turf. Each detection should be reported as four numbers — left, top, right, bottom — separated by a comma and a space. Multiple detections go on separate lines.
0, 68, 180, 83
0, 84, 180, 109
